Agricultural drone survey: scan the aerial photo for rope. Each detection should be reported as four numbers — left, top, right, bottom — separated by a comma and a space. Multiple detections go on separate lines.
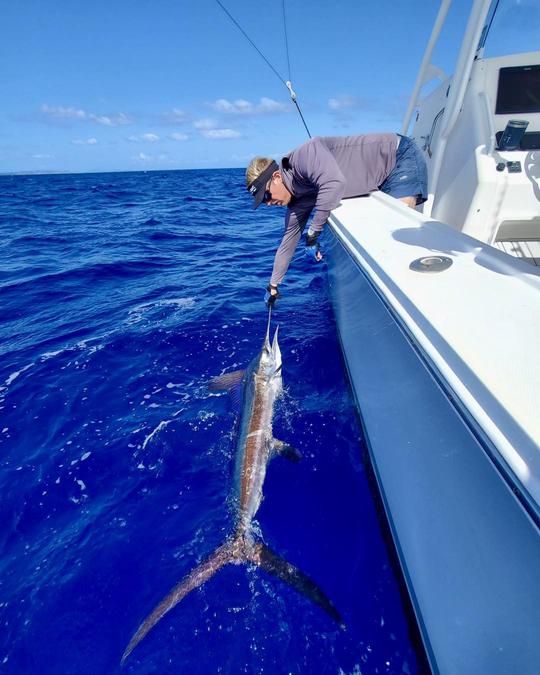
214, 0, 312, 139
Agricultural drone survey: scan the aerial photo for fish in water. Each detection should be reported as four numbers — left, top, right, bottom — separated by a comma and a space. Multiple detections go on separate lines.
122, 310, 342, 662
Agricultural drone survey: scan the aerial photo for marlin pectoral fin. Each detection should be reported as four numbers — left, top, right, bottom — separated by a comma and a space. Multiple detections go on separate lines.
273, 439, 302, 462
121, 539, 236, 664
208, 370, 245, 391
247, 542, 344, 627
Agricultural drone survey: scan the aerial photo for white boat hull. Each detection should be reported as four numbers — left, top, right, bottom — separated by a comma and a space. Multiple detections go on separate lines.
326, 199, 540, 675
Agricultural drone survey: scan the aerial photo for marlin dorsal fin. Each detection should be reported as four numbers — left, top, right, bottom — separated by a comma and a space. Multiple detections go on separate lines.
209, 370, 245, 391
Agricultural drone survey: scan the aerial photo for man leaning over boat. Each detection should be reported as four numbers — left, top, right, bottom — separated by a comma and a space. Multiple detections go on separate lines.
246, 133, 427, 306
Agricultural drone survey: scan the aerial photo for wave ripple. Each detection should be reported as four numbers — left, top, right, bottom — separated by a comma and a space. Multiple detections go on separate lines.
0, 169, 420, 674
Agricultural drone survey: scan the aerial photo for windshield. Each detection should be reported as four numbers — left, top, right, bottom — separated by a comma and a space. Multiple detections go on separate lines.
483, 0, 540, 59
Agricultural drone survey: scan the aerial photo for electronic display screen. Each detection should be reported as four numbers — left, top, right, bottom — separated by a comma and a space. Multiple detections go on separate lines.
495, 65, 540, 115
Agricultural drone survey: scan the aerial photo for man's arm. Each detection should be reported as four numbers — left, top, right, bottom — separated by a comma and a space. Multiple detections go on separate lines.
269, 204, 312, 286
294, 138, 346, 233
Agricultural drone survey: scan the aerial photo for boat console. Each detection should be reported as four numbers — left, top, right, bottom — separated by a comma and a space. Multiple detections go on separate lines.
412, 51, 540, 263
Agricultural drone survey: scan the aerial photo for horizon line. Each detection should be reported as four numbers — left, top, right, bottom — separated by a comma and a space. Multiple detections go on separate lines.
0, 166, 247, 177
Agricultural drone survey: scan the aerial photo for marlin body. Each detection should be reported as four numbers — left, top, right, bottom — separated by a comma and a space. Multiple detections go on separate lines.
122, 311, 342, 663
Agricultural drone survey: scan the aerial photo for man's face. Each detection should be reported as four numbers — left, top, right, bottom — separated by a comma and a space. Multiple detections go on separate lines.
265, 171, 292, 207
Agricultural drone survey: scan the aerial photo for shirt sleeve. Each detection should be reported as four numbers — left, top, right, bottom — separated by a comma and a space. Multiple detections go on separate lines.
270, 203, 312, 286
294, 138, 346, 232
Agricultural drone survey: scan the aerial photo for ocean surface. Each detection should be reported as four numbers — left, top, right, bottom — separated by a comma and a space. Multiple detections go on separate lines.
0, 169, 420, 674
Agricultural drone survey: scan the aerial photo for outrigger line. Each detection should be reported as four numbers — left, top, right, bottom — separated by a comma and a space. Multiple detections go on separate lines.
214, 0, 312, 139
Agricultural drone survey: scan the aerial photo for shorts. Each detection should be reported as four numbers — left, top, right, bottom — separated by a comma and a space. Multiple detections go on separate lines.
379, 135, 428, 205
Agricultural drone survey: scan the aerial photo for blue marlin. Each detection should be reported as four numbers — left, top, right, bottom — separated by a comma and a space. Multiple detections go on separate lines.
122, 310, 342, 662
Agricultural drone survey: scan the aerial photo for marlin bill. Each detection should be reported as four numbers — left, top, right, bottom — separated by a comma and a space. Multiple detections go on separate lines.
122, 310, 342, 662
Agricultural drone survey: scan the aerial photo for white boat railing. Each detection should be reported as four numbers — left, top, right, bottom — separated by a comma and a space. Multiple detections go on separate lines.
401, 0, 452, 136
427, 0, 494, 213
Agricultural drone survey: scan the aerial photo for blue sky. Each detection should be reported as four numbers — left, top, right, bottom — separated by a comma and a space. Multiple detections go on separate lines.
1, 0, 538, 174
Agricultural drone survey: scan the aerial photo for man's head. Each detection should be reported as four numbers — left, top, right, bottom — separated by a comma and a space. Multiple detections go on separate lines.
246, 157, 292, 209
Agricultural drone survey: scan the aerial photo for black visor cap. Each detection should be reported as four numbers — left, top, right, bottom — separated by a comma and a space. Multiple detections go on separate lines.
247, 160, 279, 209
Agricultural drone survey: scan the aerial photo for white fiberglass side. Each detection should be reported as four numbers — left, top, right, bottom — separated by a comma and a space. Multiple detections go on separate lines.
328, 192, 540, 514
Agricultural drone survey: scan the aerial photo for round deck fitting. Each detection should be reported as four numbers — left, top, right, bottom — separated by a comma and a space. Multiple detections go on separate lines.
409, 255, 453, 273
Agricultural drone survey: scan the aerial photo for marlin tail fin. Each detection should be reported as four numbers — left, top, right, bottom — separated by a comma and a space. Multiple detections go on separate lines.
246, 541, 343, 627
122, 536, 343, 663
121, 539, 237, 664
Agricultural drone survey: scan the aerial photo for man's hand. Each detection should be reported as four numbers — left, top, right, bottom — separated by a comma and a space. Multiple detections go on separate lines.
304, 242, 323, 262
305, 227, 321, 247
264, 284, 280, 307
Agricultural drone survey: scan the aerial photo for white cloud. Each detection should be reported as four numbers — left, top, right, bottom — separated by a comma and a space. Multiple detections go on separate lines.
89, 112, 133, 126
194, 118, 217, 130
230, 152, 258, 162
32, 153, 54, 159
72, 137, 98, 145
328, 95, 366, 111
41, 104, 86, 120
133, 152, 168, 162
213, 98, 251, 114
40, 104, 134, 126
201, 128, 241, 139
161, 108, 190, 124
258, 97, 290, 113
127, 133, 160, 142
211, 97, 289, 115
169, 132, 188, 141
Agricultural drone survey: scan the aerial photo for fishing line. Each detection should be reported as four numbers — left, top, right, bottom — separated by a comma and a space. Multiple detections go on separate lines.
214, 0, 312, 138
282, 0, 292, 83
215, 0, 285, 86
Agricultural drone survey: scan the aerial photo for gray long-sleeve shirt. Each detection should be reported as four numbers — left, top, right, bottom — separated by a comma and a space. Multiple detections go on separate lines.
270, 133, 398, 286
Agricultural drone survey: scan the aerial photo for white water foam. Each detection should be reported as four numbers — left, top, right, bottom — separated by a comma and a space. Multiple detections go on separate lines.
338, 666, 364, 675
0, 363, 35, 406
126, 296, 196, 324
40, 349, 64, 360
39, 333, 109, 363
141, 419, 172, 450
4, 363, 35, 387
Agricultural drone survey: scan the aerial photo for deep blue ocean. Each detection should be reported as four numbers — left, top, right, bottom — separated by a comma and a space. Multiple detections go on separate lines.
0, 169, 420, 674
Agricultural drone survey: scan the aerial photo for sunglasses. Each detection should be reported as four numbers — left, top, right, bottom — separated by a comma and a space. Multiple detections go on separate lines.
262, 177, 274, 204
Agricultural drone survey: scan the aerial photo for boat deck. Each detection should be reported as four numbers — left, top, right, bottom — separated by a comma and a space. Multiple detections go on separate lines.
494, 239, 540, 266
